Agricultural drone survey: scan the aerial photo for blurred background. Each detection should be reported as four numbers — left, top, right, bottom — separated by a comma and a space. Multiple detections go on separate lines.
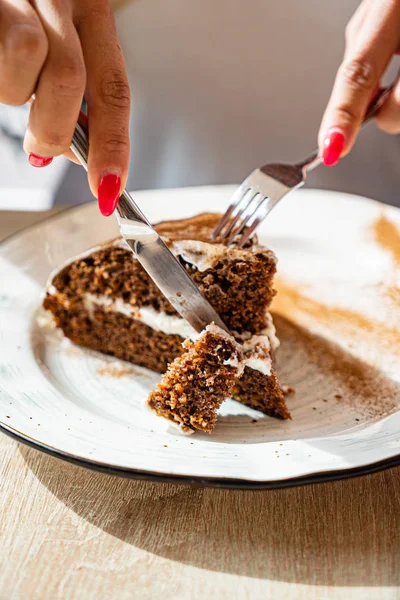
1, 0, 399, 242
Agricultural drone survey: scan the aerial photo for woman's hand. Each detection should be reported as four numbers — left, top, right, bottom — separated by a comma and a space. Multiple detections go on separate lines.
0, 0, 131, 216
318, 0, 400, 166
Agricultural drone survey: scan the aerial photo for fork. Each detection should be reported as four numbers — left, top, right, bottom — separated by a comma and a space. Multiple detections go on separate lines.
212, 85, 393, 247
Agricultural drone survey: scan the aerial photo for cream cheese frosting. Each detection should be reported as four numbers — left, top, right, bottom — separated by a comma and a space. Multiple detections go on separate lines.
82, 293, 198, 339
169, 240, 227, 272
203, 324, 272, 377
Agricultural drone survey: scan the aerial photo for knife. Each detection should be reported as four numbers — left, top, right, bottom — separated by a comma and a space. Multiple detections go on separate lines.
70, 122, 230, 335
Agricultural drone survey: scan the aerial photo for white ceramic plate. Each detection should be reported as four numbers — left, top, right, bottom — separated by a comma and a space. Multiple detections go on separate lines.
1, 186, 399, 488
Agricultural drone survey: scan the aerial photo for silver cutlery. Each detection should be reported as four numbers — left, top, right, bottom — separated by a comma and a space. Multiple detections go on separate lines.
212, 85, 394, 247
70, 122, 229, 334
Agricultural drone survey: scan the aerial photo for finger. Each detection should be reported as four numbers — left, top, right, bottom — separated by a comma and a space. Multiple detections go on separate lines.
75, 1, 131, 216
376, 76, 400, 133
63, 110, 87, 164
344, 0, 371, 49
23, 0, 86, 158
318, 0, 400, 165
0, 0, 48, 105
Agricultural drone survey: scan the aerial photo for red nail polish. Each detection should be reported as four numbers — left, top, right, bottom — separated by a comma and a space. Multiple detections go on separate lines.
322, 130, 345, 167
98, 173, 121, 216
28, 154, 53, 168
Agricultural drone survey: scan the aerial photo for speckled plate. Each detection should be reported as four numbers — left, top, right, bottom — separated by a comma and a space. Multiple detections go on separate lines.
0, 186, 399, 488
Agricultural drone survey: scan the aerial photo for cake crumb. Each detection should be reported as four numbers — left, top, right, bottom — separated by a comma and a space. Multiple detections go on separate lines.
281, 384, 295, 395
335, 393, 343, 400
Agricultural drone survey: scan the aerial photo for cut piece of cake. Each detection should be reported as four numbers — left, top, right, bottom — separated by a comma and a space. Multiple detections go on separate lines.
148, 324, 244, 434
43, 213, 290, 423
148, 324, 285, 434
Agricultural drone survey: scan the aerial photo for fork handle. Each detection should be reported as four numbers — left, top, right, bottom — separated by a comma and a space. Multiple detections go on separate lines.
297, 84, 394, 173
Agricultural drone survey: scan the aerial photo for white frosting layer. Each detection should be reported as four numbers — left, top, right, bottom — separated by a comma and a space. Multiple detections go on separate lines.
83, 293, 133, 318
169, 240, 227, 272
140, 307, 197, 339
242, 334, 272, 376
83, 293, 198, 339
205, 322, 237, 342
262, 312, 280, 351
204, 324, 271, 377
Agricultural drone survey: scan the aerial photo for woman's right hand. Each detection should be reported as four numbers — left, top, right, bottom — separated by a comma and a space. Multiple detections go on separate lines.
0, 0, 131, 216
318, 0, 400, 167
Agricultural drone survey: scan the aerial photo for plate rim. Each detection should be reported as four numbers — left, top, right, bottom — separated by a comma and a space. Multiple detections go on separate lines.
1, 192, 400, 489
2, 421, 400, 489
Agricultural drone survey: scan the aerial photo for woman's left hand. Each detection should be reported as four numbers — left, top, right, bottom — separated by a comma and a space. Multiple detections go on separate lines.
318, 0, 400, 166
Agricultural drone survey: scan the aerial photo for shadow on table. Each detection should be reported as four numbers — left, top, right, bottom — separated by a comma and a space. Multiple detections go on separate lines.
21, 443, 400, 587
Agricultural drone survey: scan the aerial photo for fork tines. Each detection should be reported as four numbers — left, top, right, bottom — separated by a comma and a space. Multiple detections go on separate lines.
212, 182, 269, 247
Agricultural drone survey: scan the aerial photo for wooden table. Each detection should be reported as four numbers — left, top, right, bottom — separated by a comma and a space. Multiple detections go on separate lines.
1, 211, 399, 600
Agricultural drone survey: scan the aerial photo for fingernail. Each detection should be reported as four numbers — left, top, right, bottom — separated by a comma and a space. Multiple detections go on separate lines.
322, 130, 345, 167
28, 154, 53, 168
98, 173, 121, 217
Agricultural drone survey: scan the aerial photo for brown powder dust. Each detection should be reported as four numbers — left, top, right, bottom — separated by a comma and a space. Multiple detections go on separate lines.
273, 278, 400, 351
274, 314, 399, 418
370, 213, 400, 311
372, 213, 400, 267
270, 212, 400, 418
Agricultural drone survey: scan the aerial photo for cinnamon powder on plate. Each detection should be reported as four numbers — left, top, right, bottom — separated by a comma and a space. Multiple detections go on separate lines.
271, 212, 400, 417
372, 213, 400, 267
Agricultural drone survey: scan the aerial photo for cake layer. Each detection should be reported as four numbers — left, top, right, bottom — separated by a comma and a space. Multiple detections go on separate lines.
48, 213, 277, 335
232, 368, 290, 420
43, 294, 184, 372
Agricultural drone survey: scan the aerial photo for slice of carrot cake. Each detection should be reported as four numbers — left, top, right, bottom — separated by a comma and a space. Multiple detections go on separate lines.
43, 213, 290, 426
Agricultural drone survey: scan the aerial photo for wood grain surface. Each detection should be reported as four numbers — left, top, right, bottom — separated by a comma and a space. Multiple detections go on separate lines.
1, 211, 400, 600
1, 437, 400, 600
